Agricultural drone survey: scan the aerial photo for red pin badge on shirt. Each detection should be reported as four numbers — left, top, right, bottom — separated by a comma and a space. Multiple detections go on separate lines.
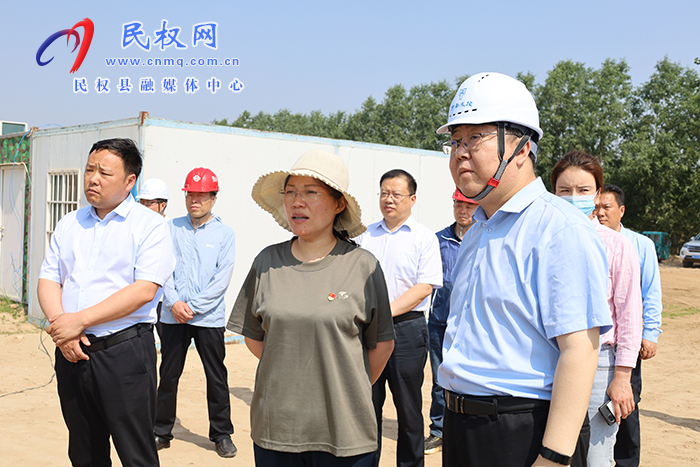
328, 293, 336, 301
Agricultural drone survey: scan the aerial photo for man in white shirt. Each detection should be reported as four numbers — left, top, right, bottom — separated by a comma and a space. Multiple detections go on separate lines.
358, 169, 442, 467
39, 138, 175, 467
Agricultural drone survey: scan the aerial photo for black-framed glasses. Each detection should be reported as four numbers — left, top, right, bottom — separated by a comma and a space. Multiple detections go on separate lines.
442, 132, 514, 153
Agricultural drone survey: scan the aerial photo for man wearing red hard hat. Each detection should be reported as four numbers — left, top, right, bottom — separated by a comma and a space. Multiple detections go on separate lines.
154, 168, 238, 458
424, 188, 478, 455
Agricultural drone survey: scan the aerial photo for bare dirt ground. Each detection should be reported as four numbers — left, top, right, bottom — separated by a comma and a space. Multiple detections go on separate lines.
1, 257, 698, 466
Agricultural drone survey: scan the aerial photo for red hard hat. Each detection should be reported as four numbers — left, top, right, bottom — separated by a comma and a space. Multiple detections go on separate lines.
452, 187, 478, 204
183, 167, 219, 192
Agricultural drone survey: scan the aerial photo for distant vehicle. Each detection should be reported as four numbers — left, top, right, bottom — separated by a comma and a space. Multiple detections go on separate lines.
642, 231, 671, 262
680, 232, 700, 268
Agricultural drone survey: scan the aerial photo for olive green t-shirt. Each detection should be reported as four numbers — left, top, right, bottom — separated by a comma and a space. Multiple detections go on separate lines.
227, 239, 394, 456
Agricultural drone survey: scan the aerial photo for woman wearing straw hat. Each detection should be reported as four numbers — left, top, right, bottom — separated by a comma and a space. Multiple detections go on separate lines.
227, 150, 395, 466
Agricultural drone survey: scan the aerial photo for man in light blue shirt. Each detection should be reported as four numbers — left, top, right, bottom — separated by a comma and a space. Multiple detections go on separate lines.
596, 184, 663, 467
154, 167, 237, 458
358, 169, 443, 467
39, 138, 175, 467
436, 73, 612, 467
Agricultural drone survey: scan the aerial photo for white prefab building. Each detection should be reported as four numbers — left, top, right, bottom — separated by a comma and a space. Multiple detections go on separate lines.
27, 113, 455, 325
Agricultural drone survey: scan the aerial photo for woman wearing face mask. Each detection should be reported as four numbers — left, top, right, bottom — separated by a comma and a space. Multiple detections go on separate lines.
551, 151, 643, 467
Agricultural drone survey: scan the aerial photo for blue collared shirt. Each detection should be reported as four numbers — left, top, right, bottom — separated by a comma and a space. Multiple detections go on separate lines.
358, 215, 442, 313
429, 223, 462, 325
161, 214, 235, 328
620, 224, 663, 342
439, 178, 612, 399
39, 195, 175, 337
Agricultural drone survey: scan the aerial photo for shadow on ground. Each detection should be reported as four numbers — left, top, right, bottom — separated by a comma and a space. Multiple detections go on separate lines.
230, 386, 253, 406
171, 417, 215, 450
641, 409, 700, 432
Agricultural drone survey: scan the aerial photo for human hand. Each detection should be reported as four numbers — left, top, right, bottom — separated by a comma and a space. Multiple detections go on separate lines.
171, 301, 194, 323
47, 313, 86, 347
607, 370, 635, 424
58, 334, 91, 363
640, 339, 657, 360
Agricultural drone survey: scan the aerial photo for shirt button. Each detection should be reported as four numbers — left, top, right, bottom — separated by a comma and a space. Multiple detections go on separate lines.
449, 374, 454, 380
466, 304, 470, 309
454, 343, 460, 348
486, 227, 492, 233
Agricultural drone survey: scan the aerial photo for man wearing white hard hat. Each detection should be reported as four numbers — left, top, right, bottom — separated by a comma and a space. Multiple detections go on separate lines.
137, 178, 172, 338
436, 73, 612, 467
137, 178, 170, 219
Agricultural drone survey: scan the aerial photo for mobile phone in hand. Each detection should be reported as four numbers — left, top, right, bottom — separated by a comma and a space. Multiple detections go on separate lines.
598, 400, 616, 426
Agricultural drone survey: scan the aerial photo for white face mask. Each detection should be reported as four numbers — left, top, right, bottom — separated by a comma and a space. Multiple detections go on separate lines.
560, 195, 596, 216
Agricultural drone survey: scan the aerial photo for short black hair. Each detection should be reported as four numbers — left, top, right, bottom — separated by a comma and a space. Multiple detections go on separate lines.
380, 169, 417, 195
89, 138, 142, 179
602, 184, 625, 207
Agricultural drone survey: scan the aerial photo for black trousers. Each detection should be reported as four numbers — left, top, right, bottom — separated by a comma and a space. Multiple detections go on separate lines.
253, 443, 375, 467
372, 317, 428, 467
154, 324, 233, 442
155, 302, 164, 342
55, 327, 159, 467
442, 400, 590, 467
614, 356, 643, 467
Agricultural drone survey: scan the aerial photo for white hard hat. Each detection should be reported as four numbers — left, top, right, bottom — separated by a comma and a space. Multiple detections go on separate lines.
137, 178, 169, 200
436, 72, 543, 140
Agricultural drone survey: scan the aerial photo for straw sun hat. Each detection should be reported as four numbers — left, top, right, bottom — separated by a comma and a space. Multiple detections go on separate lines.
251, 150, 366, 238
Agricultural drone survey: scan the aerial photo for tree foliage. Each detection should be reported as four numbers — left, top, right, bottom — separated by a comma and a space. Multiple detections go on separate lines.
213, 80, 454, 151
214, 58, 700, 251
613, 58, 700, 249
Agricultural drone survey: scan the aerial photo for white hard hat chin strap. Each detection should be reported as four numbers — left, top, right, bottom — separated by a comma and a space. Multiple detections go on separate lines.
466, 122, 532, 202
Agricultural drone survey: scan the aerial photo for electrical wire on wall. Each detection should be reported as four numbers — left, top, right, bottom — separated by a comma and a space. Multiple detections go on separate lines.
0, 125, 64, 399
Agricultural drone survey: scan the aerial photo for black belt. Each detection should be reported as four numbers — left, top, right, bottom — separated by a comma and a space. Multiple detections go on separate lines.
445, 390, 550, 416
393, 310, 424, 324
84, 323, 153, 353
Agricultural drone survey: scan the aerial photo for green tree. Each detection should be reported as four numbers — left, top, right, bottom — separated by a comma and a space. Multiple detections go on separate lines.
613, 57, 700, 251
534, 59, 633, 188
344, 95, 383, 144
212, 62, 700, 248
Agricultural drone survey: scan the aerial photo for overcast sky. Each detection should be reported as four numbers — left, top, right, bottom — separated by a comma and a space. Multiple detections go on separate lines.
2, 0, 699, 130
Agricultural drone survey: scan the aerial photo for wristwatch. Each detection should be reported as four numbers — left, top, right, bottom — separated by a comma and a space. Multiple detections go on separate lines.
540, 446, 572, 465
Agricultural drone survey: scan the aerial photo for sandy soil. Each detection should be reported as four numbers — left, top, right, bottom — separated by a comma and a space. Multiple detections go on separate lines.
0, 257, 698, 466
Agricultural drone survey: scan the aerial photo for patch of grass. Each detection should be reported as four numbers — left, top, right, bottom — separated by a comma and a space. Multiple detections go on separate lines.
0, 295, 25, 319
663, 304, 700, 318
0, 295, 38, 334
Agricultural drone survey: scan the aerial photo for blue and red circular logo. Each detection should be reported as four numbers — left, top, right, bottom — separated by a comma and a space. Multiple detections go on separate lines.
36, 18, 94, 73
